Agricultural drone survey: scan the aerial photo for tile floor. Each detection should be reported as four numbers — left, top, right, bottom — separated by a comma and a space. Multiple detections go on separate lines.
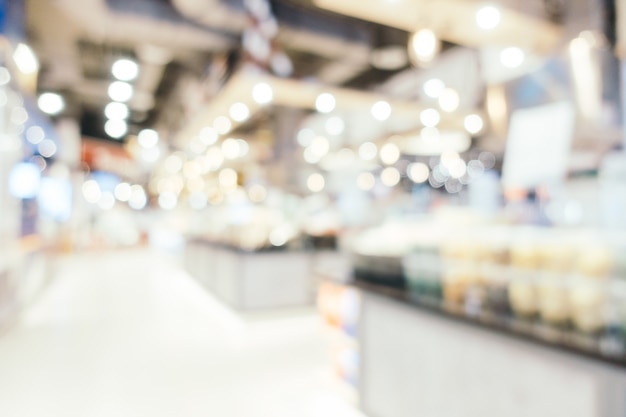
0, 248, 364, 417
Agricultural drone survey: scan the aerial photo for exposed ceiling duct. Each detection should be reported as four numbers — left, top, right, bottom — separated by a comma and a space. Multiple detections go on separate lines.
28, 0, 238, 140
170, 0, 378, 85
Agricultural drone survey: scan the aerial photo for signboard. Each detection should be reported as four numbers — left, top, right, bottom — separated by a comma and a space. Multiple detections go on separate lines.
502, 101, 575, 189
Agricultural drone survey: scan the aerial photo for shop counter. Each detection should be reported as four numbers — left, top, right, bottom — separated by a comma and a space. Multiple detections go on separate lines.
184, 239, 315, 310
355, 281, 626, 417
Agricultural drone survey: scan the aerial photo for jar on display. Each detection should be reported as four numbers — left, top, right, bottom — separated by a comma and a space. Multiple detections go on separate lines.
508, 241, 540, 319
569, 244, 613, 333
403, 245, 442, 300
536, 239, 574, 326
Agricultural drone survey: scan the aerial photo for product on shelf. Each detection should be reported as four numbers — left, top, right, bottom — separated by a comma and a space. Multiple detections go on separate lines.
403, 244, 441, 299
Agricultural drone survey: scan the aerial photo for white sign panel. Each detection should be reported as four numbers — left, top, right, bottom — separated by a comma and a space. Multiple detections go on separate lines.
502, 101, 575, 189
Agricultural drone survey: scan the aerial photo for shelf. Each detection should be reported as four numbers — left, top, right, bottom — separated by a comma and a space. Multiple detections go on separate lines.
354, 279, 626, 368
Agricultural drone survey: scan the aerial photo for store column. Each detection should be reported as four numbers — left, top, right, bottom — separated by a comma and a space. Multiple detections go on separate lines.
618, 0, 626, 147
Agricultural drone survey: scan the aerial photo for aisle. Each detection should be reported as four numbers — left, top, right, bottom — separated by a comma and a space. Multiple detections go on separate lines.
0, 249, 362, 417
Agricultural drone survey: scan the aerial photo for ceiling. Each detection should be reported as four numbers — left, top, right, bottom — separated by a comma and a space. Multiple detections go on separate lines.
25, 0, 417, 145
25, 0, 618, 167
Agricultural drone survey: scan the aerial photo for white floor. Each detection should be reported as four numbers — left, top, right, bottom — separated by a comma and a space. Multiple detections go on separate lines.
0, 248, 364, 417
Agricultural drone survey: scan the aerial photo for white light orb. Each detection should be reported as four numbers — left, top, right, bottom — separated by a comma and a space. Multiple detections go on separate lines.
371, 100, 392, 121
315, 93, 336, 113
108, 81, 133, 102
381, 167, 401, 187
229, 102, 250, 122
476, 5, 501, 30
105, 119, 128, 139
138, 129, 159, 148
380, 143, 400, 165
357, 172, 376, 191
359, 142, 378, 161
500, 47, 525, 68
307, 173, 325, 193
420, 108, 441, 127
423, 78, 445, 98
114, 182, 132, 202
252, 82, 273, 104
112, 58, 139, 81
464, 114, 484, 135
438, 88, 460, 113
325, 116, 345, 136
38, 93, 65, 115
105, 102, 129, 120
407, 163, 430, 183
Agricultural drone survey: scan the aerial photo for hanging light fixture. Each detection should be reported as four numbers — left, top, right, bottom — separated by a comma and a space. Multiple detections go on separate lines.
408, 28, 440, 67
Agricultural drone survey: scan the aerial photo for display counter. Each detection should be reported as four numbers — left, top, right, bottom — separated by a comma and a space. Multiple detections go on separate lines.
355, 280, 626, 417
184, 238, 315, 310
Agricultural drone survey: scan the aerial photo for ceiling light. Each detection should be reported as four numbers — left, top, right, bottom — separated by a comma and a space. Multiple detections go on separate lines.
206, 147, 224, 171
13, 43, 39, 74
297, 128, 315, 147
229, 102, 250, 122
464, 114, 484, 135
82, 180, 101, 204
315, 93, 336, 113
371, 100, 392, 121
213, 116, 232, 135
438, 88, 460, 113
219, 168, 238, 188
199, 127, 218, 145
158, 192, 178, 210
165, 154, 184, 174
357, 172, 376, 191
358, 142, 378, 161
307, 173, 325, 193
407, 163, 430, 183
310, 136, 330, 157
11, 107, 28, 124
105, 102, 129, 120
138, 129, 159, 148
0, 67, 11, 85
252, 82, 273, 104
476, 5, 501, 30
98, 191, 116, 210
248, 184, 267, 203
500, 47, 525, 68
221, 138, 241, 160
108, 81, 133, 102
37, 93, 65, 115
380, 143, 400, 165
303, 147, 322, 164
325, 116, 345, 136
112, 58, 139, 81
448, 159, 467, 179
115, 182, 132, 202
423, 79, 445, 98
408, 28, 440, 66
237, 139, 249, 157
38, 139, 57, 158
381, 167, 401, 187
420, 108, 441, 127
26, 126, 45, 145
105, 119, 128, 139
129, 185, 147, 210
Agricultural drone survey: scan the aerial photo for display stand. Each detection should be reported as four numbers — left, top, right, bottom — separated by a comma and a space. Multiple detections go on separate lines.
357, 287, 626, 417
185, 239, 315, 310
